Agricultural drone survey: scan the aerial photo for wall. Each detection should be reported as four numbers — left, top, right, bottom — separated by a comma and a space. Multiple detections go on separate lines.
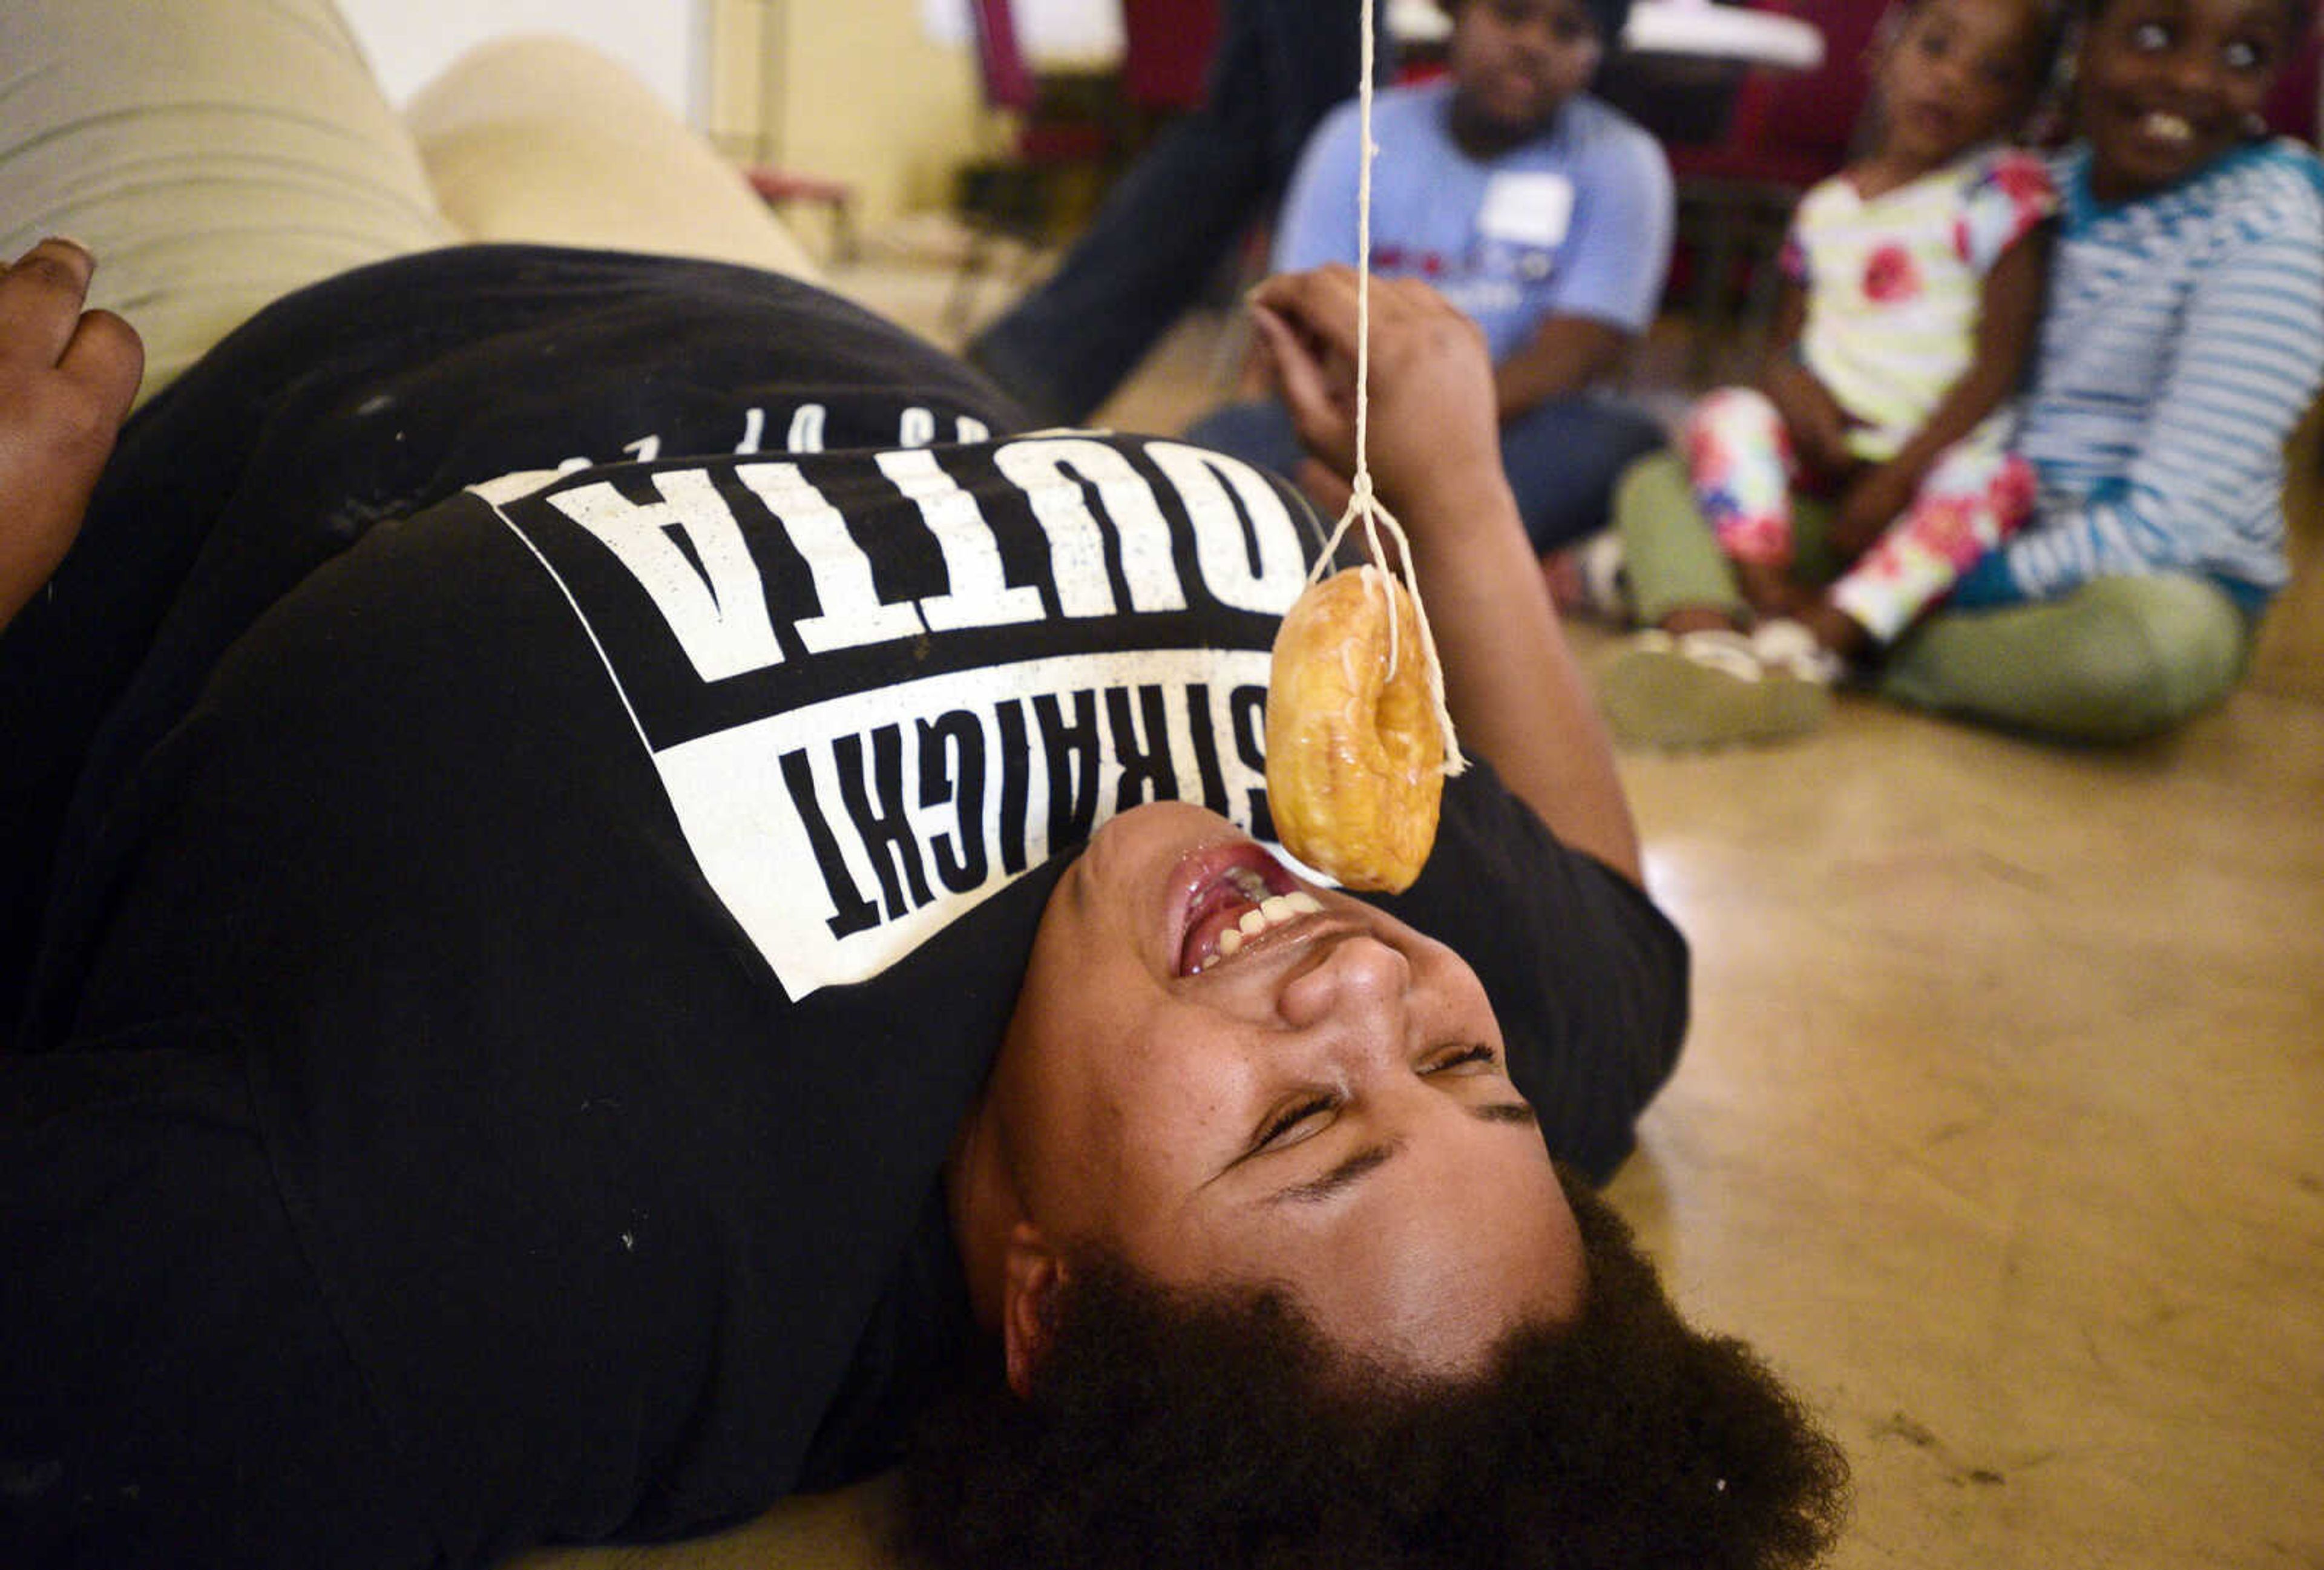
340, 0, 703, 116
916, 0, 1124, 62
340, 0, 986, 237
712, 0, 985, 234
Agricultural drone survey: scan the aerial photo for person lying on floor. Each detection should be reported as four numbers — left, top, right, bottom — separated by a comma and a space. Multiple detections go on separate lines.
0, 8, 1846, 1567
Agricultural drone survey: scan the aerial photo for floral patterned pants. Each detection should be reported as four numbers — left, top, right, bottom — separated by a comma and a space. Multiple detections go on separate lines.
1683, 386, 2035, 642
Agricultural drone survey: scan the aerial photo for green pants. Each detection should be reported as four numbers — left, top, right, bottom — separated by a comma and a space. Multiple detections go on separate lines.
1613, 452, 2254, 743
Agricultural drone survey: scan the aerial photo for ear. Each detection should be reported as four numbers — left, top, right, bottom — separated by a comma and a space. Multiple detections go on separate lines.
1001, 1221, 1070, 1399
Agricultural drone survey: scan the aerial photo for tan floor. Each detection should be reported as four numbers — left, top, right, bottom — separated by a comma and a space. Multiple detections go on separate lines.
783, 258, 2324, 1569
1600, 682, 2324, 1569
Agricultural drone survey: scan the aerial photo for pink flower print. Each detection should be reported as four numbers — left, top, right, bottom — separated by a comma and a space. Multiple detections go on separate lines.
1989, 455, 2037, 534
1684, 422, 1725, 478
1862, 243, 1921, 304
1913, 496, 1985, 568
1992, 153, 2053, 208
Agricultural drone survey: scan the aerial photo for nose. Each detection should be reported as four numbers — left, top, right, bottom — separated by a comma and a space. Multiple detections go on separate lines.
2164, 43, 2227, 100
1276, 931, 1413, 1043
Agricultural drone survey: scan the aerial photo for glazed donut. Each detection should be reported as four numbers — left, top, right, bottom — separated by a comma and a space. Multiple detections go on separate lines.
1264, 565, 1444, 893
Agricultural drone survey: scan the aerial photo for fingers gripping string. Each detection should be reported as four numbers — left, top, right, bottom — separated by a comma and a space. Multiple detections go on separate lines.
1305, 0, 1466, 777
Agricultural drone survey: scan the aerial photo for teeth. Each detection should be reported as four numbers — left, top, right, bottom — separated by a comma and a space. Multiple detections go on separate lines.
2144, 111, 2191, 142
1197, 885, 1326, 970
1226, 867, 1271, 899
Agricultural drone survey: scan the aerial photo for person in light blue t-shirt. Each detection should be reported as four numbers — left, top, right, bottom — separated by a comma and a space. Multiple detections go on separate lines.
1186, 0, 1673, 560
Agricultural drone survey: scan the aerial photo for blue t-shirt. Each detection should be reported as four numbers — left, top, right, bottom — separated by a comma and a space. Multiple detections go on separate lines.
1272, 79, 1673, 362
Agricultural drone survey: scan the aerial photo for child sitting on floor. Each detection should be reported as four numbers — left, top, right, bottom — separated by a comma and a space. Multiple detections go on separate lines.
1606, 0, 2066, 720
1600, 0, 2323, 749
1186, 0, 1675, 562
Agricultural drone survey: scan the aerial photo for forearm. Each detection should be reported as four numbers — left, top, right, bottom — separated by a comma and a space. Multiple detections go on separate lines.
1874, 358, 2020, 493
1884, 235, 2046, 489
1759, 357, 1853, 476
1491, 318, 1627, 421
1397, 468, 1641, 884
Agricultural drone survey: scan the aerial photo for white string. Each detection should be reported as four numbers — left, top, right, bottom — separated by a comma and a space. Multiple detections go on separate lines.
1303, 0, 1466, 777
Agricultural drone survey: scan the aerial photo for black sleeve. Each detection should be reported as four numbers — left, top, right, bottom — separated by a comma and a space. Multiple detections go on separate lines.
0, 1031, 441, 1569
1368, 760, 1689, 1184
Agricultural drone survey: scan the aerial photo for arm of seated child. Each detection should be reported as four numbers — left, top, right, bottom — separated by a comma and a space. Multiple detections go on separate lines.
1491, 312, 1632, 422
1831, 223, 2052, 557
1755, 281, 1857, 483
1, 239, 143, 632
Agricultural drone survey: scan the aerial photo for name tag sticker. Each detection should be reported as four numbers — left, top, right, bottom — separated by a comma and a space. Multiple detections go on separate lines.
1479, 172, 1574, 248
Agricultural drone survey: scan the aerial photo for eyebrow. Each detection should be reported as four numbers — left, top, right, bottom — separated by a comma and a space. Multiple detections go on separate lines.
1267, 1102, 1540, 1205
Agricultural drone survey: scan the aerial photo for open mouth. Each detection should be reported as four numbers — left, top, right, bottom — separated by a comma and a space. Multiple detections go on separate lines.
1172, 844, 1325, 976
2137, 108, 2195, 145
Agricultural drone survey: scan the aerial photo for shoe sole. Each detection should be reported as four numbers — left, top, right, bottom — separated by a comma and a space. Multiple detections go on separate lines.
1592, 643, 1831, 749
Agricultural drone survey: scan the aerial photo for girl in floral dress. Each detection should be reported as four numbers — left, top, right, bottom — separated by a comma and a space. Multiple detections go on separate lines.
1663, 0, 2066, 676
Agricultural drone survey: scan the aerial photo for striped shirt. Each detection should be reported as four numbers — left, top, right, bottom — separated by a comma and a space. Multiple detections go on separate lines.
1992, 139, 2324, 606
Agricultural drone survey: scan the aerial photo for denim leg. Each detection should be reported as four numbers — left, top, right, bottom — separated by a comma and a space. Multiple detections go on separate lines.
1497, 396, 1670, 555
967, 0, 1381, 424
1182, 398, 1308, 482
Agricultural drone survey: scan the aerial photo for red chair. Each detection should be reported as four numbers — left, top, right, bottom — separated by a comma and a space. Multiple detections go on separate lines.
1119, 0, 1221, 122
2260, 24, 2320, 145
743, 166, 859, 263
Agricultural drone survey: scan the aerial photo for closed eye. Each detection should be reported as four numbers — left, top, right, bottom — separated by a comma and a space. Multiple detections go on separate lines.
1423, 1042, 1501, 1076
1252, 1094, 1338, 1153
1249, 1047, 1509, 1158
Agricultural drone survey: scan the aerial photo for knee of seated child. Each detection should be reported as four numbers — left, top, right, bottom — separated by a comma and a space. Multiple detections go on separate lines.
2050, 576, 2250, 740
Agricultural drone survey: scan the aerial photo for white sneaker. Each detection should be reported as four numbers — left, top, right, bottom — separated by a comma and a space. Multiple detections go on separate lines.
1749, 619, 1846, 685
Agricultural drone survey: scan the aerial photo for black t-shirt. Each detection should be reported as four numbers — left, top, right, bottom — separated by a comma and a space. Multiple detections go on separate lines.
0, 248, 1686, 1568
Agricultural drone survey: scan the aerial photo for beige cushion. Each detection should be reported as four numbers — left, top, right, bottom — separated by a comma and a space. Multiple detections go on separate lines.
404, 34, 821, 284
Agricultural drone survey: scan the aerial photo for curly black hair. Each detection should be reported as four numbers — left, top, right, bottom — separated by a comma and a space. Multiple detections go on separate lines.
899, 1166, 1850, 1570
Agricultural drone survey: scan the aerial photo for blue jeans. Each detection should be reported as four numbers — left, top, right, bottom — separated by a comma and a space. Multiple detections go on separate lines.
966, 0, 1385, 425
1183, 394, 1669, 556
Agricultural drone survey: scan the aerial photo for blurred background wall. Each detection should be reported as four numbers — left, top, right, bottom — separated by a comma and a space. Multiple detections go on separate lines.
339, 0, 1000, 240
